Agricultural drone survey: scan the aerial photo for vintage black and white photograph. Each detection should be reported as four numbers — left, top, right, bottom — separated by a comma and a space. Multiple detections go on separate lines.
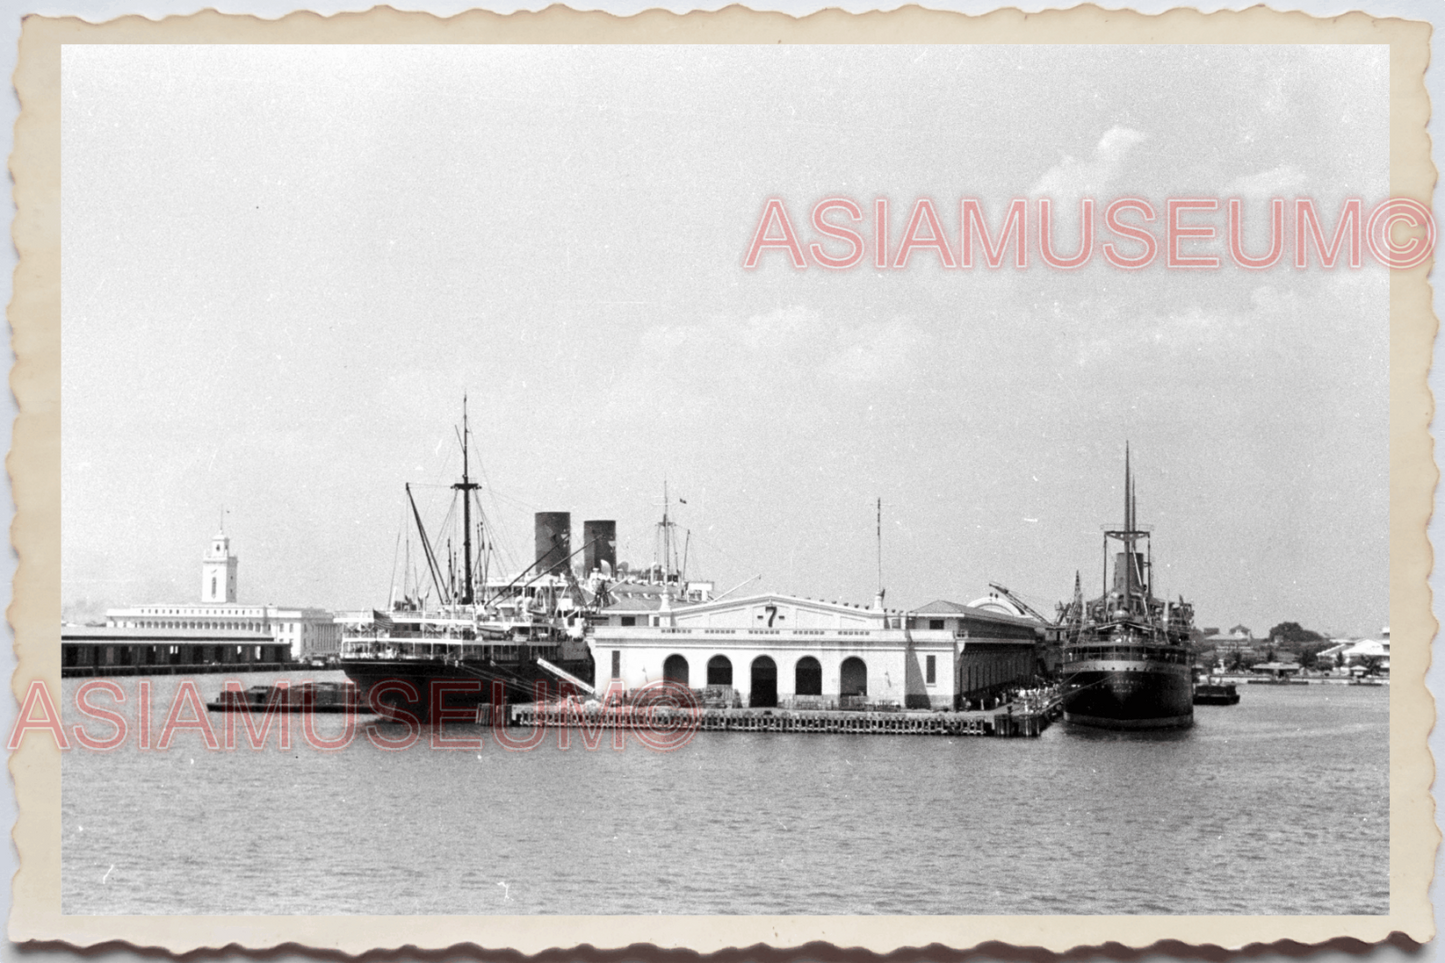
52, 38, 1402, 921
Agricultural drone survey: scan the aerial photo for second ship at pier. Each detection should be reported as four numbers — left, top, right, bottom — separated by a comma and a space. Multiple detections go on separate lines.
1056, 450, 1195, 730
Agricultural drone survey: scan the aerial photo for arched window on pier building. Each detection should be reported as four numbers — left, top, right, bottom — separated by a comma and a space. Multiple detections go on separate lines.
794, 656, 822, 696
750, 656, 778, 708
663, 653, 690, 686
707, 655, 733, 687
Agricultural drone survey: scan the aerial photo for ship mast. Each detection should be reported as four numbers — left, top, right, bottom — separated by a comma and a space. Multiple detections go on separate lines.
1102, 443, 1153, 625
1115, 444, 1159, 624
452, 397, 481, 606
662, 480, 671, 579
655, 480, 684, 583
1123, 443, 1133, 608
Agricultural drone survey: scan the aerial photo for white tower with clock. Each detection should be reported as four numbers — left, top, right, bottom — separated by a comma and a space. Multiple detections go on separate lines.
201, 530, 239, 603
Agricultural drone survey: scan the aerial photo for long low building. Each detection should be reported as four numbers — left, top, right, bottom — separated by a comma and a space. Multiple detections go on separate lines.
105, 602, 340, 662
93, 530, 342, 662
591, 591, 1045, 710
61, 625, 291, 676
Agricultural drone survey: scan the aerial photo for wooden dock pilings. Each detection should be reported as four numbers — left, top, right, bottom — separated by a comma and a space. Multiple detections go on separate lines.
508, 700, 1060, 738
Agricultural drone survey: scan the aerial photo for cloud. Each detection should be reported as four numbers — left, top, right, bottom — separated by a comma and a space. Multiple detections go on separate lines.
821, 318, 929, 384
613, 307, 931, 412
1030, 125, 1148, 199
737, 305, 822, 352
630, 306, 826, 384
1070, 288, 1295, 370
1221, 165, 1309, 198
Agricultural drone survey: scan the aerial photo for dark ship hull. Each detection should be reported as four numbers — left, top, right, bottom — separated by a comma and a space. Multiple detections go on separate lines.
343, 654, 594, 721
1063, 662, 1194, 729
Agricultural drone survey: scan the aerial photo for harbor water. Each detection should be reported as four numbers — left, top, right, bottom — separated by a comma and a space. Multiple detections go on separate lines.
61, 672, 1388, 915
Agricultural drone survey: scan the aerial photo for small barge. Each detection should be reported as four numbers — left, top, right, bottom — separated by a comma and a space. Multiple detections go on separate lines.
206, 681, 361, 713
1192, 681, 1240, 706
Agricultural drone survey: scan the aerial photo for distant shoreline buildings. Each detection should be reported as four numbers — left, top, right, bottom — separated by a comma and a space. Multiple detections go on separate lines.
1198, 624, 1390, 675
61, 530, 339, 675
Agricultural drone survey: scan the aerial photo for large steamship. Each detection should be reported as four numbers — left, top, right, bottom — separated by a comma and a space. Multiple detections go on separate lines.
338, 404, 606, 720
1057, 450, 1195, 730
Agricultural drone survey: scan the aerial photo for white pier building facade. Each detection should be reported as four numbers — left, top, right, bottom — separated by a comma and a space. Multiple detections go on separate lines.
592, 591, 1043, 710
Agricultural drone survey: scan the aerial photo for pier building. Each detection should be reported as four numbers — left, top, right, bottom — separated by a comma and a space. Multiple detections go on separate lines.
592, 591, 1044, 709
61, 625, 285, 675
912, 599, 1048, 704
105, 600, 338, 662
63, 530, 340, 675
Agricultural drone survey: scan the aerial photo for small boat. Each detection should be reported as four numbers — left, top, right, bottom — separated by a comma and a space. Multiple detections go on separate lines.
206, 681, 361, 713
1192, 680, 1240, 705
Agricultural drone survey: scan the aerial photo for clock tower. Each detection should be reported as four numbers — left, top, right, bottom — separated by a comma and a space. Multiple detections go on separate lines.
202, 531, 239, 603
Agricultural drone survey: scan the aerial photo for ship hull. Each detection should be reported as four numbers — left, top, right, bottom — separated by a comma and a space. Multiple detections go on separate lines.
1062, 661, 1194, 730
340, 657, 594, 721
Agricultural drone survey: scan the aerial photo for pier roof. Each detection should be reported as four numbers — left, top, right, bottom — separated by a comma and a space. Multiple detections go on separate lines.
913, 600, 970, 614
914, 599, 1047, 632
62, 626, 272, 643
602, 594, 677, 613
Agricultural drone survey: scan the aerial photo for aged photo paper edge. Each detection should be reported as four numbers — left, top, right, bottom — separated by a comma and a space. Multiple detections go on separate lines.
7, 3, 1436, 953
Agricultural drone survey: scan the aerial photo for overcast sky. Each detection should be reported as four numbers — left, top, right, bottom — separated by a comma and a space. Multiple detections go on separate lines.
61, 44, 1390, 637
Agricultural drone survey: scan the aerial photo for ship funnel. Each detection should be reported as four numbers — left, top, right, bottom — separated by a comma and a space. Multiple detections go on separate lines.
583, 520, 617, 576
534, 512, 572, 576
1112, 550, 1150, 600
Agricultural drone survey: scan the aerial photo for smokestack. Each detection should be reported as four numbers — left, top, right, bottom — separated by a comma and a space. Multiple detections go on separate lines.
534, 512, 571, 576
583, 520, 617, 575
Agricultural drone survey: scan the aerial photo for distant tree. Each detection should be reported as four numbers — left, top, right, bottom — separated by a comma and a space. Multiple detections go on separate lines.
1298, 643, 1326, 671
1227, 650, 1254, 672
1268, 621, 1325, 645
1356, 655, 1385, 678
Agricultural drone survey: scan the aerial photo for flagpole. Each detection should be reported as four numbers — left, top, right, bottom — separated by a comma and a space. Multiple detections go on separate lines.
876, 497, 883, 598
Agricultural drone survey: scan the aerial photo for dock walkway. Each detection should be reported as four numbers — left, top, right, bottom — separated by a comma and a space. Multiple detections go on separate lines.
509, 698, 1062, 738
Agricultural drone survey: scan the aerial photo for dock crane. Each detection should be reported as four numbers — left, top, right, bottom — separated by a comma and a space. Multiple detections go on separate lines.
987, 582, 1051, 623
